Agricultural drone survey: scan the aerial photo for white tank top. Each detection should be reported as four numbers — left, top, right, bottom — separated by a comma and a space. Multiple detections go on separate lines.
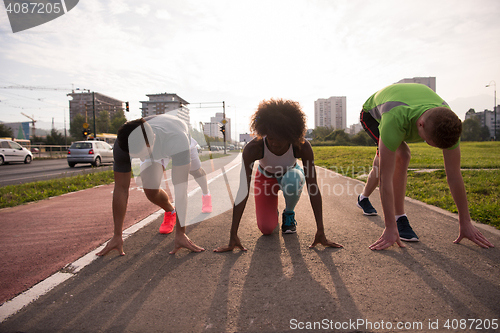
259, 137, 296, 176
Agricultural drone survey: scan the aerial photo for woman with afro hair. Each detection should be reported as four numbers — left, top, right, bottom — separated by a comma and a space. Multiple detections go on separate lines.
215, 98, 342, 252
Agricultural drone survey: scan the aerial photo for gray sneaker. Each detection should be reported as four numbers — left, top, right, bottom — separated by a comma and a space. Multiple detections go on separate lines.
357, 195, 377, 215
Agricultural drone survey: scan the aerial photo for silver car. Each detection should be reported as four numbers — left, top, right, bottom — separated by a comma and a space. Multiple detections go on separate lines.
0, 139, 33, 165
67, 140, 113, 167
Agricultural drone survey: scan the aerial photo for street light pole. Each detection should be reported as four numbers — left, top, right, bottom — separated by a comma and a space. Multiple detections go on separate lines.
486, 81, 497, 141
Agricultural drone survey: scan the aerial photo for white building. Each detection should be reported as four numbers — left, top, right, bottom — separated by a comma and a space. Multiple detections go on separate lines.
204, 113, 231, 141
239, 133, 255, 143
140, 93, 190, 126
465, 107, 499, 140
349, 123, 363, 135
314, 96, 346, 130
396, 77, 436, 92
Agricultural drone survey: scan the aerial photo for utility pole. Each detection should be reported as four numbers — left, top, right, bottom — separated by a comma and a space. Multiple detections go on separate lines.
92, 91, 96, 140
191, 101, 228, 154
223, 101, 226, 154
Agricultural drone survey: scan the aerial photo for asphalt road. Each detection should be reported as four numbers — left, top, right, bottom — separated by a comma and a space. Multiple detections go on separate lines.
0, 158, 113, 187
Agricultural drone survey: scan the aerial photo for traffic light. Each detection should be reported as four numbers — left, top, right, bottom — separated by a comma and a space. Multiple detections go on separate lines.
82, 129, 89, 138
125, 102, 129, 112
220, 125, 225, 136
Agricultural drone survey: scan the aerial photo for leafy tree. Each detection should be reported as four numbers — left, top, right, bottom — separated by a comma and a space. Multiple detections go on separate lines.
351, 130, 374, 146
311, 126, 334, 140
97, 110, 110, 134
190, 128, 207, 146
461, 118, 482, 141
109, 110, 127, 134
69, 114, 89, 140
325, 129, 351, 145
0, 123, 13, 138
480, 125, 491, 141
45, 129, 67, 145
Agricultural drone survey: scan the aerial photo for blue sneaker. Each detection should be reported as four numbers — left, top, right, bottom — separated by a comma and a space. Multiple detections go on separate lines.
281, 210, 297, 234
357, 195, 377, 216
397, 216, 419, 242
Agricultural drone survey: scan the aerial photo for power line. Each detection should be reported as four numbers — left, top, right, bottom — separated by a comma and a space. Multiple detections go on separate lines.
0, 85, 71, 91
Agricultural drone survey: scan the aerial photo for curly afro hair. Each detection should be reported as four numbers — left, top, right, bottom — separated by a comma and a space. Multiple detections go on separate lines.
250, 98, 307, 147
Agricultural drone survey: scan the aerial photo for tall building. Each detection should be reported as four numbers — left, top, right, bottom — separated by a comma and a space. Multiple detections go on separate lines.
465, 107, 499, 140
349, 123, 363, 135
204, 113, 231, 142
67, 92, 124, 124
140, 93, 190, 126
396, 77, 436, 92
314, 96, 346, 130
239, 133, 255, 143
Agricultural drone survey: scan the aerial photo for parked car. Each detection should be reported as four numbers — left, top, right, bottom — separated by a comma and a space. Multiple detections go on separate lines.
0, 139, 33, 165
67, 140, 113, 167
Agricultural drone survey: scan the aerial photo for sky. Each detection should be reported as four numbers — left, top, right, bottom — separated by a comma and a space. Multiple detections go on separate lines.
1, 0, 499, 140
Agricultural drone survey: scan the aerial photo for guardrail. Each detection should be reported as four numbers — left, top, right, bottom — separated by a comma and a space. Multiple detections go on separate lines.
30, 145, 70, 159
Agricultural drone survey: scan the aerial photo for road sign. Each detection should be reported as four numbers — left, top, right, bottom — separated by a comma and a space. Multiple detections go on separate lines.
83, 123, 89, 129
221, 119, 227, 124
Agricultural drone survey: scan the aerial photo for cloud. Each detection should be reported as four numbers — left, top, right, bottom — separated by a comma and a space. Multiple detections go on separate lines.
135, 4, 150, 17
155, 9, 172, 21
0, 0, 499, 129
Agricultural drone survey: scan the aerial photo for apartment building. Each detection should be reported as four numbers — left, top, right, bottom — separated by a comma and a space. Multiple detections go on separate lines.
140, 93, 190, 126
396, 77, 436, 92
67, 92, 124, 124
314, 96, 346, 130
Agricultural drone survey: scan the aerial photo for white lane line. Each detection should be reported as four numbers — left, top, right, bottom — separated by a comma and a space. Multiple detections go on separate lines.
0, 158, 242, 322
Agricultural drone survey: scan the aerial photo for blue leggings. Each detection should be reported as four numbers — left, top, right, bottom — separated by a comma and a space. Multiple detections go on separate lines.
254, 164, 305, 234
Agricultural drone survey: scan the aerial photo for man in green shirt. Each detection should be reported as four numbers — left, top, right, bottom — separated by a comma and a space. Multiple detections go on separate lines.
357, 83, 494, 250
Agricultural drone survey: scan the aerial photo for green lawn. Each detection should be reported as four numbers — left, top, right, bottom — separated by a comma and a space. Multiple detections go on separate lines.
0, 151, 235, 209
1, 145, 498, 229
0, 170, 115, 209
313, 142, 500, 229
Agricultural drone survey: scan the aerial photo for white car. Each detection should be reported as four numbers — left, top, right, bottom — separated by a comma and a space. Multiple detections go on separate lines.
0, 139, 33, 165
67, 140, 114, 167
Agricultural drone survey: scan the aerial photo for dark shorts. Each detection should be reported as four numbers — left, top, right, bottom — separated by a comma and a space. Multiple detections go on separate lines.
113, 140, 191, 174
113, 140, 132, 173
360, 110, 380, 145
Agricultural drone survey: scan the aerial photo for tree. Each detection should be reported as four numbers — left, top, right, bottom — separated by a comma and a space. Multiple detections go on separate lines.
480, 125, 491, 141
97, 110, 110, 134
69, 114, 89, 140
45, 129, 67, 145
311, 126, 334, 140
325, 129, 351, 145
351, 130, 374, 146
461, 118, 482, 141
190, 128, 207, 146
0, 123, 13, 138
109, 110, 127, 134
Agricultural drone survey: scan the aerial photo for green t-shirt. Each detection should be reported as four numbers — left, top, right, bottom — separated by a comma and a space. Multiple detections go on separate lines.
363, 83, 458, 151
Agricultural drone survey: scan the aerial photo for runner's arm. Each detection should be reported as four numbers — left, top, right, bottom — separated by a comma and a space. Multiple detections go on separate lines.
443, 146, 494, 248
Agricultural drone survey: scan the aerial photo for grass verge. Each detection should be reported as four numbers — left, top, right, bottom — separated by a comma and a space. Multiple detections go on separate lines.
313, 142, 500, 229
0, 152, 235, 209
0, 170, 115, 209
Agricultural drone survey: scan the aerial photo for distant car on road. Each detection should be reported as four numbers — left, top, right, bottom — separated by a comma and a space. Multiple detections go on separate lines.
0, 139, 33, 165
67, 140, 113, 167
